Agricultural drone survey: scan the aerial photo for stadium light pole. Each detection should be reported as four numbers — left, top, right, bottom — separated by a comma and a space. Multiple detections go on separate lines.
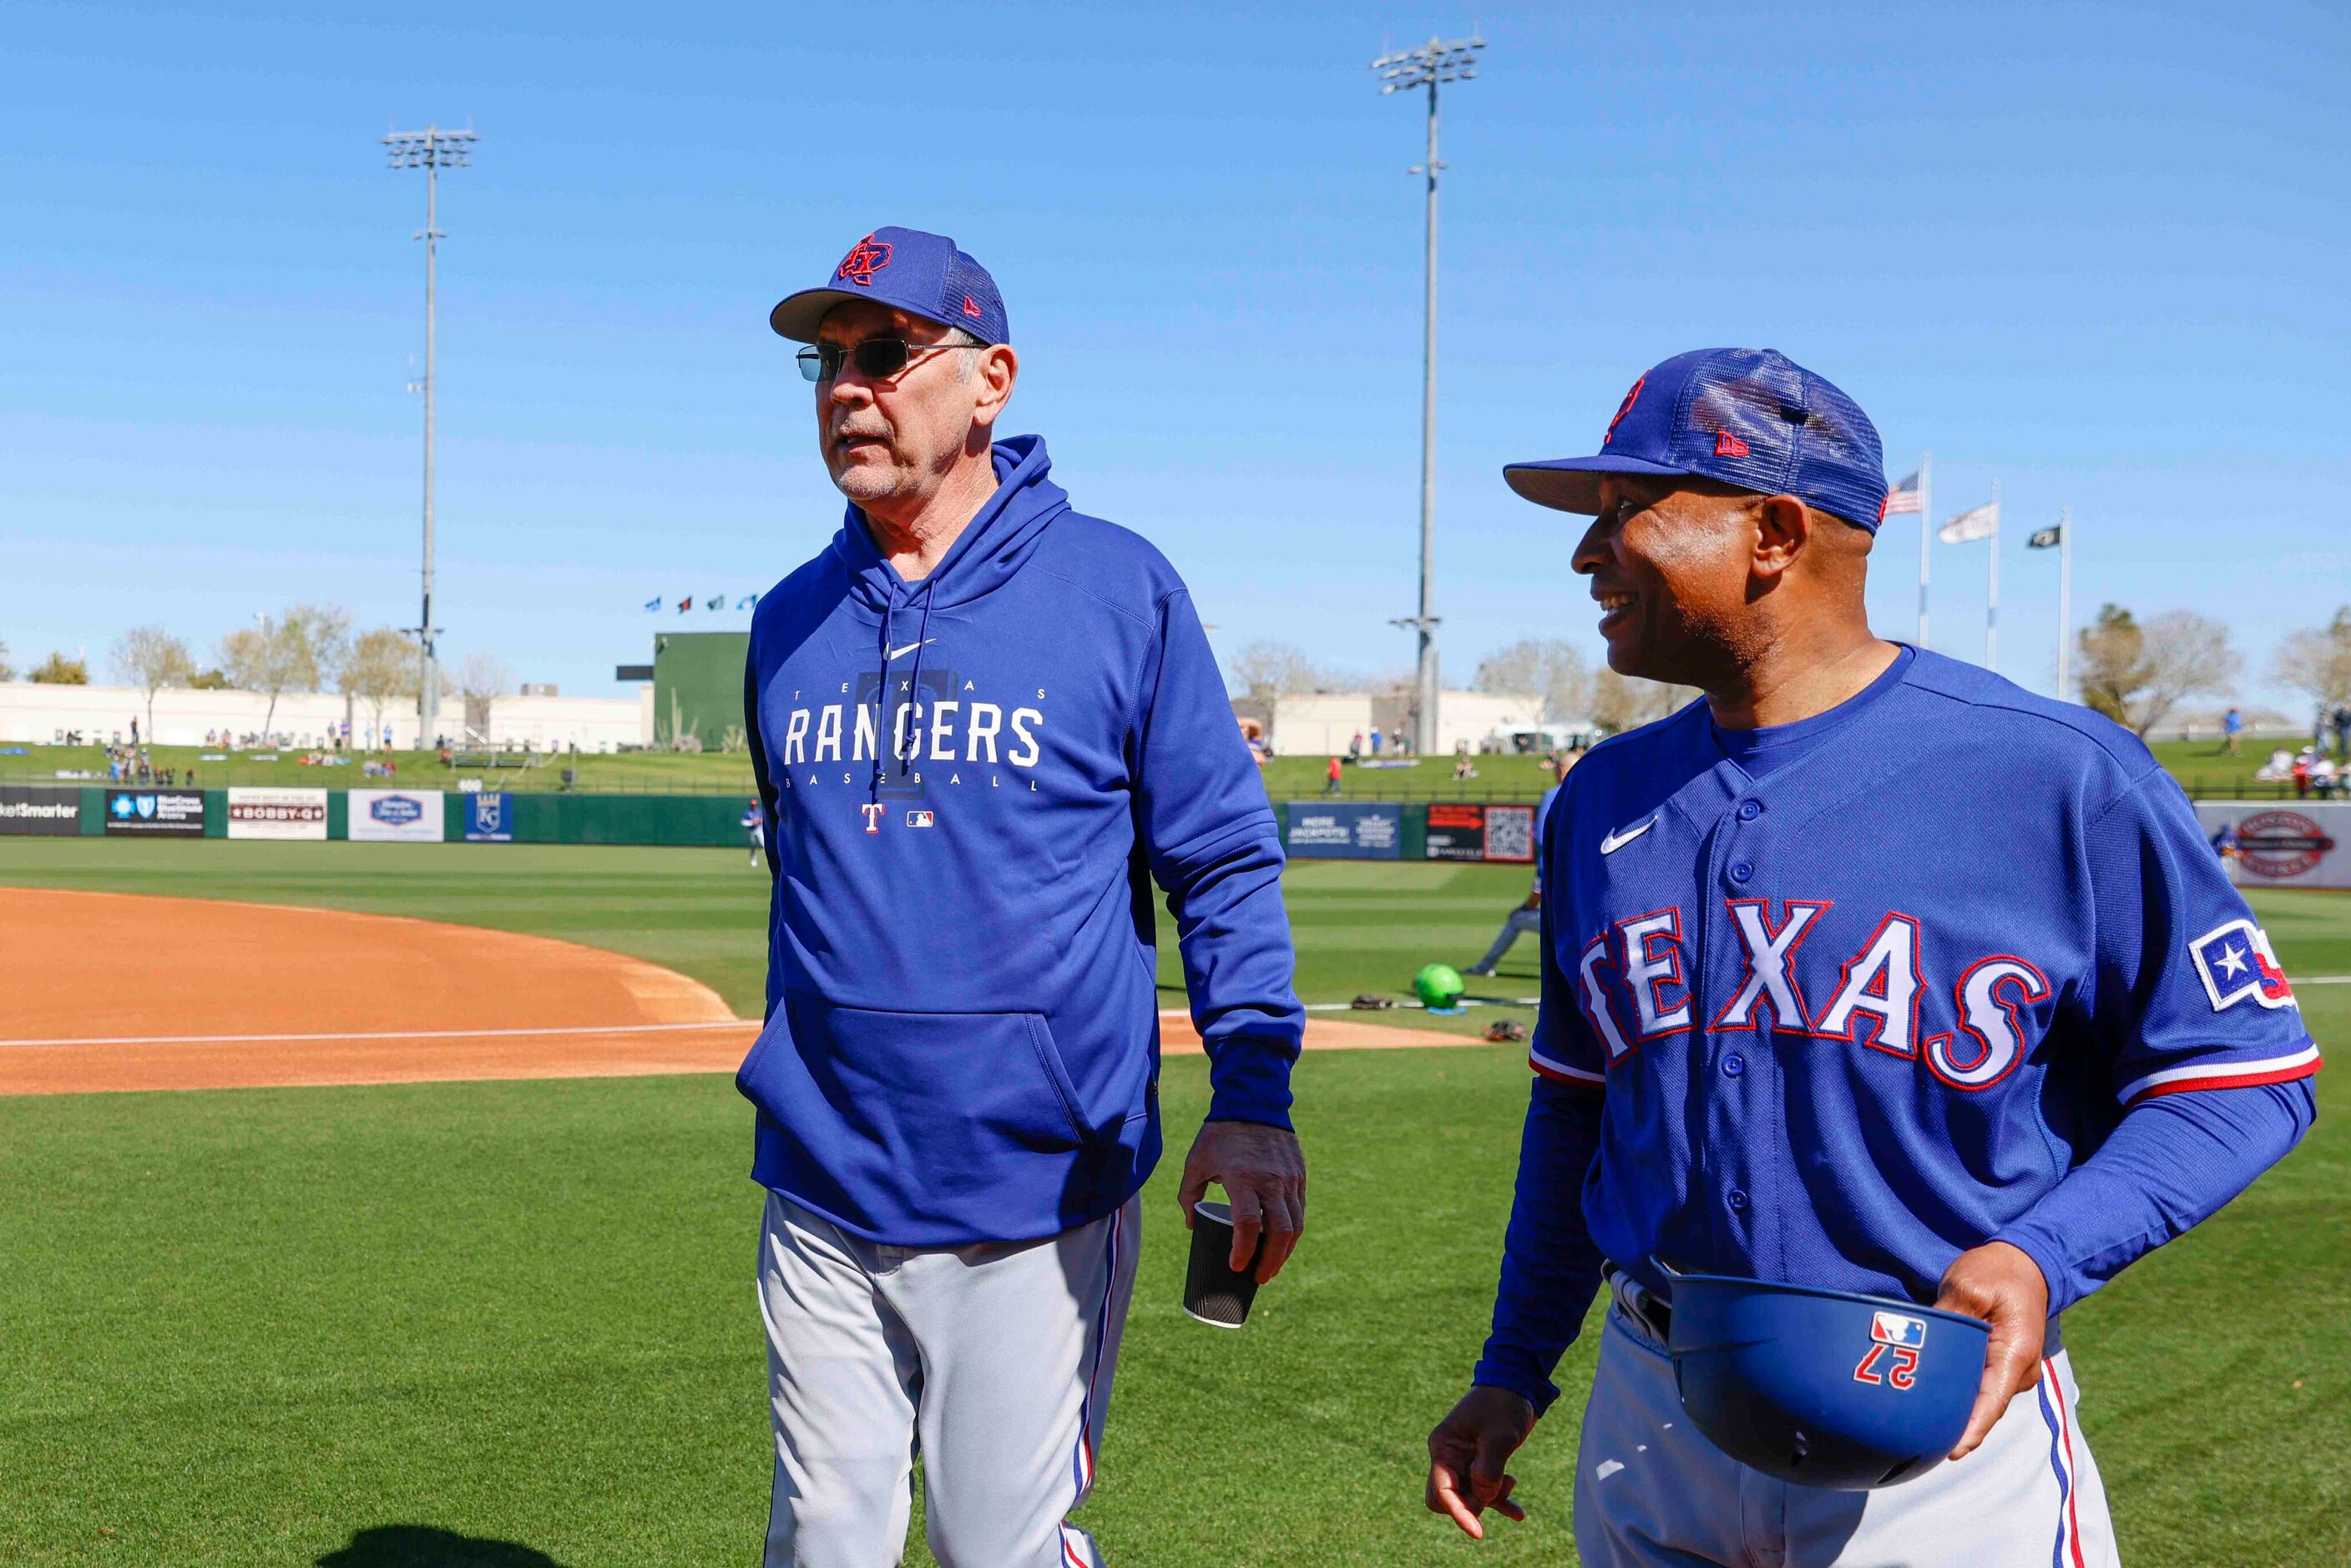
384, 124, 477, 746
1373, 34, 1482, 758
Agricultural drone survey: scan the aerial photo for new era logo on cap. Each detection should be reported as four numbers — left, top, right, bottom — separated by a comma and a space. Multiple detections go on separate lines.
1504, 347, 1890, 532
771, 225, 1010, 346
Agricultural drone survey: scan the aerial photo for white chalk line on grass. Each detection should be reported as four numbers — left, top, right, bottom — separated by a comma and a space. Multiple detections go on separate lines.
23, 979, 2331, 1051
0, 1019, 761, 1050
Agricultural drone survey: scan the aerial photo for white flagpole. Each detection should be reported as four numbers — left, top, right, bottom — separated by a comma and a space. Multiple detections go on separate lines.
2056, 506, 2072, 700
1985, 478, 2000, 672
1917, 452, 1932, 650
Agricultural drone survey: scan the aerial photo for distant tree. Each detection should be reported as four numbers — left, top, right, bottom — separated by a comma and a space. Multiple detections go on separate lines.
219, 604, 352, 740
2075, 604, 2241, 737
1590, 667, 1696, 733
110, 626, 196, 741
1474, 638, 1591, 722
28, 651, 89, 685
341, 628, 420, 748
2270, 606, 2351, 725
0, 637, 13, 681
1226, 640, 1320, 700
457, 651, 514, 744
188, 668, 233, 690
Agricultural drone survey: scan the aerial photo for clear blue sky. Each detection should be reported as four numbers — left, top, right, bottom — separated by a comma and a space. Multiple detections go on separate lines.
6, 1, 2346, 711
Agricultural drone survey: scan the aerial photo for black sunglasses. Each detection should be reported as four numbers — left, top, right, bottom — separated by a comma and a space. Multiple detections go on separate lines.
796, 337, 983, 384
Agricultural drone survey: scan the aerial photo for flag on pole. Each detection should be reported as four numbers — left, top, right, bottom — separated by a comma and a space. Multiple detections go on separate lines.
736, 593, 760, 609
1939, 502, 1999, 544
1883, 470, 1922, 516
643, 596, 662, 612
705, 594, 725, 610
676, 595, 694, 615
2027, 524, 2063, 549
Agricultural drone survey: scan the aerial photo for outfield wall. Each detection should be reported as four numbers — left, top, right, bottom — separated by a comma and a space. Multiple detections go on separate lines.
0, 785, 749, 847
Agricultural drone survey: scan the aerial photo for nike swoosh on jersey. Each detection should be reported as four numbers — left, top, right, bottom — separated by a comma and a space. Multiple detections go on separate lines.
1600, 815, 1658, 855
887, 639, 936, 661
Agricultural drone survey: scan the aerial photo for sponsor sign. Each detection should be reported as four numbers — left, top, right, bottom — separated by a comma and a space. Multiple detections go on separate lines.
463, 792, 513, 843
226, 787, 328, 841
1285, 802, 1402, 860
350, 788, 446, 843
1482, 804, 1537, 863
0, 785, 82, 837
104, 788, 205, 837
1424, 803, 1488, 862
2197, 802, 2351, 891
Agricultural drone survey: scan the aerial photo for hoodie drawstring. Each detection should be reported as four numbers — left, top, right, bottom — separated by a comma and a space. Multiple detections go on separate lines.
871, 573, 939, 805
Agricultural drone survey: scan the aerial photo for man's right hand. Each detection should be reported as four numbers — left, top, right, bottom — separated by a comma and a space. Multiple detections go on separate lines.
1425, 1385, 1537, 1540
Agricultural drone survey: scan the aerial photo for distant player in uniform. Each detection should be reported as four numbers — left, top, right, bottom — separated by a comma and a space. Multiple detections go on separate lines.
1466, 756, 1565, 978
741, 797, 765, 867
1422, 348, 2320, 1565
744, 226, 1307, 1567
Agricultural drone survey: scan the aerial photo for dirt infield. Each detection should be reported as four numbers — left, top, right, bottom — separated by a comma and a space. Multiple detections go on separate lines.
0, 888, 1467, 1096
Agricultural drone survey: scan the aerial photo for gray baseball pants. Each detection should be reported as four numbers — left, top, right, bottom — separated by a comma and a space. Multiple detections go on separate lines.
1575, 1289, 2120, 1566
1472, 907, 1543, 974
757, 1190, 1140, 1568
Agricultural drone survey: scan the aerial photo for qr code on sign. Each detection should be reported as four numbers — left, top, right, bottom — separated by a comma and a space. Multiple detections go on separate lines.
1483, 805, 1535, 862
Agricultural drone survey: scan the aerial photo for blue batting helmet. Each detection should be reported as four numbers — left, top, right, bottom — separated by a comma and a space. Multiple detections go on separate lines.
1666, 1272, 1990, 1490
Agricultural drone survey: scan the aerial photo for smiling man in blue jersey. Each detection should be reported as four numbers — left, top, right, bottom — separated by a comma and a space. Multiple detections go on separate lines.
738, 226, 1307, 1568
1421, 348, 2320, 1565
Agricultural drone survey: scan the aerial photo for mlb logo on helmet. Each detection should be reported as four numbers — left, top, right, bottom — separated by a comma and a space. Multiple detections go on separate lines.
1869, 1312, 1927, 1350
2188, 918, 2298, 1011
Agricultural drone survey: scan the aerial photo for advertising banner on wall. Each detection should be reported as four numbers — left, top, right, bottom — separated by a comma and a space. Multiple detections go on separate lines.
1424, 803, 1488, 862
0, 786, 82, 837
1284, 802, 1402, 859
350, 789, 446, 843
226, 787, 328, 841
2195, 802, 2350, 891
104, 789, 205, 837
1481, 804, 1538, 863
463, 791, 514, 842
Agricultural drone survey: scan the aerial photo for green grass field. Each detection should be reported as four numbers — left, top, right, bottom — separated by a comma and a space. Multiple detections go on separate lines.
0, 843, 2342, 1565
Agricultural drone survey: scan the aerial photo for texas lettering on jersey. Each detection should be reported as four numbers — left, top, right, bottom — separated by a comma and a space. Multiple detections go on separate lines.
1564, 898, 2073, 1096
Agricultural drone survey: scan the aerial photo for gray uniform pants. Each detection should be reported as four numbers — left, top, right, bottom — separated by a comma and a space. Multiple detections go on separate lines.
1575, 1293, 2121, 1567
1473, 906, 1543, 973
758, 1191, 1140, 1567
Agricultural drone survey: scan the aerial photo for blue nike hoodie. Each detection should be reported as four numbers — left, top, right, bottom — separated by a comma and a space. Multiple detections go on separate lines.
738, 434, 1303, 1246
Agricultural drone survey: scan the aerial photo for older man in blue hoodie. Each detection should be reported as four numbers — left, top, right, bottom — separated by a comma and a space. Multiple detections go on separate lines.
742, 227, 1307, 1567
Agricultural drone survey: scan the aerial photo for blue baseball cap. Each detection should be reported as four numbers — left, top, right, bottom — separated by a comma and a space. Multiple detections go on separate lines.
1504, 348, 1889, 531
769, 225, 1010, 346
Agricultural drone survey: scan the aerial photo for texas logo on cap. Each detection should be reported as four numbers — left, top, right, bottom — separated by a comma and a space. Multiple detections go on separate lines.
770, 225, 1010, 346
1504, 347, 1890, 533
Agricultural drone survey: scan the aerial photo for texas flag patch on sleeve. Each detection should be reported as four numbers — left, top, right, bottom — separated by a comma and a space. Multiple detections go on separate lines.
2188, 918, 2298, 1012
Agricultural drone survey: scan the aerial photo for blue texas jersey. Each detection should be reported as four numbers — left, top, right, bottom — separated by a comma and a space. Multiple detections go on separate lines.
1531, 649, 2321, 1305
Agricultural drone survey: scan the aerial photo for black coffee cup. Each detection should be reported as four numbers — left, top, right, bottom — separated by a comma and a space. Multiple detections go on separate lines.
1183, 1198, 1266, 1328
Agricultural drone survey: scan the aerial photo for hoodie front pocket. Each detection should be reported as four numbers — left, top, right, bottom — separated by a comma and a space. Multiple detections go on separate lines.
786, 996, 1094, 1188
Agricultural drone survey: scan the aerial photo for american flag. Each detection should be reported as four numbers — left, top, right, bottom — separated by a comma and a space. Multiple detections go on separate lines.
1883, 469, 1922, 515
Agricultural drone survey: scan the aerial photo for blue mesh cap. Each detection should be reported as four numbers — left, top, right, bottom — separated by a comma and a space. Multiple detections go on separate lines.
1504, 348, 1890, 531
769, 225, 1010, 346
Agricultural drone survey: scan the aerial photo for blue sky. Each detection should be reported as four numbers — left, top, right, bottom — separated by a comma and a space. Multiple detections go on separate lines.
5, 1, 2346, 710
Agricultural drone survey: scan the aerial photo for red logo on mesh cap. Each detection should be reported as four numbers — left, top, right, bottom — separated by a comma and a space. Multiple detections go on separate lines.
962, 293, 982, 318
836, 234, 893, 286
1604, 377, 1646, 446
1714, 431, 1751, 458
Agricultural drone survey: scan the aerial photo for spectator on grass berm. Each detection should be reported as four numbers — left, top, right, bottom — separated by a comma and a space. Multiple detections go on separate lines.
1325, 755, 1344, 796
2222, 706, 2243, 756
743, 225, 1306, 1568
